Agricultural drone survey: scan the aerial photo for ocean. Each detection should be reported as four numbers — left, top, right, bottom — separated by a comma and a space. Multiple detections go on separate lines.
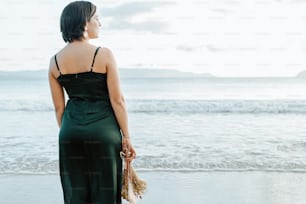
1, 70, 306, 174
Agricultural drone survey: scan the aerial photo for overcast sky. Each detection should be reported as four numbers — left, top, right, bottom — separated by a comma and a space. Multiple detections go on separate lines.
1, 0, 306, 77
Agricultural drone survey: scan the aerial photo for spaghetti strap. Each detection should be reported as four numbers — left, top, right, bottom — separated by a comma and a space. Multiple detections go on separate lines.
90, 46, 101, 72
54, 55, 62, 75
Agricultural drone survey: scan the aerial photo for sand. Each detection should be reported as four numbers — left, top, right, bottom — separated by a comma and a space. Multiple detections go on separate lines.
1, 171, 306, 204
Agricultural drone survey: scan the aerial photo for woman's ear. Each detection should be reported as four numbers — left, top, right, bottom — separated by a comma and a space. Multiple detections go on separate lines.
83, 25, 89, 38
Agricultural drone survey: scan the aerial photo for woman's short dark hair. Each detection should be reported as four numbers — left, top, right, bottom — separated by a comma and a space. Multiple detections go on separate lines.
60, 1, 96, 43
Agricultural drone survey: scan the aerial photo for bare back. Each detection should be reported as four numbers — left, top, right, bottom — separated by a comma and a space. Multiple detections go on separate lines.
51, 43, 108, 78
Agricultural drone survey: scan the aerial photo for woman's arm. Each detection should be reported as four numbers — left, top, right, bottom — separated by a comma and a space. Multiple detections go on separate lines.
48, 57, 65, 128
105, 48, 136, 159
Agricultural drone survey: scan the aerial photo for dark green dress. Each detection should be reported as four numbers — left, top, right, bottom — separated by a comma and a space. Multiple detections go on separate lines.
54, 47, 122, 204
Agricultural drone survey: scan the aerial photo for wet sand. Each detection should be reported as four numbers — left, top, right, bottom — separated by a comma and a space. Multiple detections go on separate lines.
1, 171, 306, 204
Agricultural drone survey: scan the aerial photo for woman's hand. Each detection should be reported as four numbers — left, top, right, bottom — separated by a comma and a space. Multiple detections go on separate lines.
122, 137, 136, 161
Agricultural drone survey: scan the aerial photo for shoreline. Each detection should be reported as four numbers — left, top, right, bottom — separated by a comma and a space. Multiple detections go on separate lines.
3, 168, 306, 175
1, 171, 306, 204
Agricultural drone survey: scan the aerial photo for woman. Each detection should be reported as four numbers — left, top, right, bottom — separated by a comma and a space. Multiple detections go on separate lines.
48, 1, 136, 203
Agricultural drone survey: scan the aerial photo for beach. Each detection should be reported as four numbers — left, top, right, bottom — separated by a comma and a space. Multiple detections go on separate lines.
2, 72, 306, 203
1, 171, 306, 204
3, 0, 306, 203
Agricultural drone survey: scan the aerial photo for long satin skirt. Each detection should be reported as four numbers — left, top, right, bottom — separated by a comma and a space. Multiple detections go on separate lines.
58, 99, 122, 204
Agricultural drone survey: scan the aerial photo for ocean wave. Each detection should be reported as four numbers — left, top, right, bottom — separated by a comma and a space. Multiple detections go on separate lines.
1, 99, 306, 114
1, 157, 306, 174
127, 99, 306, 114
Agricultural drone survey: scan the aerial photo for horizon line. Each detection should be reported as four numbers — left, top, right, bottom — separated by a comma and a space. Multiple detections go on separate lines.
0, 68, 304, 78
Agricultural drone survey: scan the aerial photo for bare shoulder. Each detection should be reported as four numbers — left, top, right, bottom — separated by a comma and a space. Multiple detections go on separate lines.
49, 55, 56, 73
98, 46, 114, 58
99, 46, 111, 52
97, 47, 117, 71
48, 55, 57, 76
